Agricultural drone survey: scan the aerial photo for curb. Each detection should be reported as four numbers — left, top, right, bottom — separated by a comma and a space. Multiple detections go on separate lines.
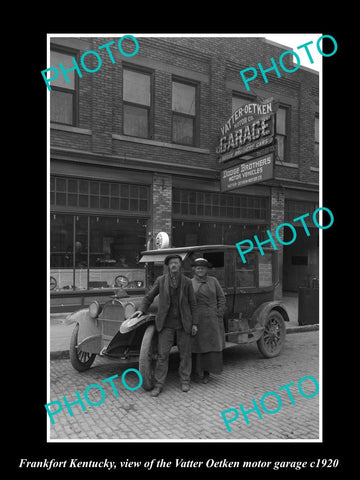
50, 350, 70, 360
286, 324, 319, 334
49, 324, 319, 361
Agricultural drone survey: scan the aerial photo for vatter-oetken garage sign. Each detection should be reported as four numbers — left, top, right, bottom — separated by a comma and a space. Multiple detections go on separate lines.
216, 98, 277, 163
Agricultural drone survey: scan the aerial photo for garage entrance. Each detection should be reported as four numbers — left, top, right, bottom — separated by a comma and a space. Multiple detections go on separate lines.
282, 226, 319, 292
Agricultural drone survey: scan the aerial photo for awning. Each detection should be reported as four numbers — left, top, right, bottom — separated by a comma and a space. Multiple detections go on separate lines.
139, 252, 188, 263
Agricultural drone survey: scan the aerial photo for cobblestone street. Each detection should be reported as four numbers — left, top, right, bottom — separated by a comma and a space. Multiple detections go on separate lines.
48, 330, 319, 441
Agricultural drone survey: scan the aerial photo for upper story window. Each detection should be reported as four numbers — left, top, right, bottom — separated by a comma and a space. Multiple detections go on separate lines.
276, 106, 289, 162
50, 48, 78, 126
123, 67, 152, 138
314, 114, 319, 168
172, 79, 198, 146
232, 93, 256, 113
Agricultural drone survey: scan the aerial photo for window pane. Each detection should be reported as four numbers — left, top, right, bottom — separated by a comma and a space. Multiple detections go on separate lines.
277, 135, 285, 161
110, 198, 119, 209
111, 183, 119, 196
123, 69, 150, 106
130, 198, 139, 211
50, 214, 74, 268
51, 90, 73, 124
124, 104, 148, 137
130, 185, 139, 197
100, 183, 109, 195
120, 198, 129, 210
56, 193, 66, 205
276, 108, 287, 134
139, 199, 147, 211
90, 182, 99, 194
56, 178, 66, 191
139, 186, 147, 199
172, 114, 194, 145
68, 193, 77, 206
68, 179, 78, 192
50, 51, 76, 89
100, 197, 109, 209
172, 82, 195, 115
79, 180, 89, 194
79, 194, 89, 207
89, 216, 147, 271
120, 185, 129, 197
90, 195, 99, 208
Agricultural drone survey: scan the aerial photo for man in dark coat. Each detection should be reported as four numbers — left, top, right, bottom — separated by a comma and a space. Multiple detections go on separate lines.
131, 254, 198, 396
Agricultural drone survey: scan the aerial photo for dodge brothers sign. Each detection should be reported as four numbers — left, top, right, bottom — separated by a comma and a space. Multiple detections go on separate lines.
220, 153, 274, 192
217, 98, 277, 164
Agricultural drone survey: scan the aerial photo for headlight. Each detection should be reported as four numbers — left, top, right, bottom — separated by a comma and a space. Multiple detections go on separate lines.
124, 302, 136, 319
89, 301, 100, 319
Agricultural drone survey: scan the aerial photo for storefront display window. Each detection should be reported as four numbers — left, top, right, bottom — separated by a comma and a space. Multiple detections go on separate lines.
172, 221, 268, 248
51, 210, 147, 291
50, 176, 149, 292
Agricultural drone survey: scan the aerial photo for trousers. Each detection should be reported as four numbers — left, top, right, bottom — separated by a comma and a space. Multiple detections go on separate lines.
154, 327, 192, 388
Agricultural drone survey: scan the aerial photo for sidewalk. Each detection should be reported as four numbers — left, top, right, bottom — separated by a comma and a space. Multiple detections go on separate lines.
49, 292, 319, 359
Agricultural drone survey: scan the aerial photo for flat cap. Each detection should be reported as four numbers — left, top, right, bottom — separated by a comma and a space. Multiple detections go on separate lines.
164, 254, 183, 265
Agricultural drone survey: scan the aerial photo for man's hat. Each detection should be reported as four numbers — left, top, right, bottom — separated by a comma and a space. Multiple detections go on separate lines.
164, 254, 183, 265
192, 257, 212, 268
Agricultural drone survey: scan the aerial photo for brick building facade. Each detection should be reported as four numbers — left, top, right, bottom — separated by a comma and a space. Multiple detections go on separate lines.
49, 35, 319, 305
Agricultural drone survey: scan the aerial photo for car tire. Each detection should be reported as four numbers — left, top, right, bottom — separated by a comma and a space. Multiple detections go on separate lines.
139, 324, 158, 391
69, 323, 96, 371
257, 310, 286, 358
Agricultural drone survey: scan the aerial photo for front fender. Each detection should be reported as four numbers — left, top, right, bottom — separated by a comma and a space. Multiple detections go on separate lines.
250, 301, 290, 329
65, 308, 101, 344
120, 314, 155, 334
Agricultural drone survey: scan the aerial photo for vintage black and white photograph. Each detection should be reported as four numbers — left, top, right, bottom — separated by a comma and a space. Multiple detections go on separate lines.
46, 33, 326, 442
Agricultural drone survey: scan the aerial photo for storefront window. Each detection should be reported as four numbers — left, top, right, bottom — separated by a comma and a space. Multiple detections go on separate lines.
173, 189, 269, 221
172, 221, 268, 247
50, 214, 147, 291
89, 216, 145, 268
50, 214, 74, 268
50, 177, 149, 213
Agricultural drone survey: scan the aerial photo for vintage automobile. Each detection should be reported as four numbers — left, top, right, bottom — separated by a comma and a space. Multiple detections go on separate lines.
66, 244, 289, 390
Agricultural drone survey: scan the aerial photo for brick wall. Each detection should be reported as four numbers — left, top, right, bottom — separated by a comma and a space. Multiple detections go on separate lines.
270, 186, 285, 298
151, 174, 172, 247
50, 36, 319, 185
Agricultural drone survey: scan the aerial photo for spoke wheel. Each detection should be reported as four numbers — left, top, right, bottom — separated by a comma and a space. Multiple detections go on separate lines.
69, 323, 96, 371
139, 324, 158, 391
257, 311, 286, 358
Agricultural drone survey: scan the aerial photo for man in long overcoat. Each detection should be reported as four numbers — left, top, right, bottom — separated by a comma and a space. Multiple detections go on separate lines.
131, 254, 198, 396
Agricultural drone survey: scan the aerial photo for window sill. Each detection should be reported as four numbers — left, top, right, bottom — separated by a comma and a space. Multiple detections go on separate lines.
112, 134, 210, 154
51, 123, 92, 135
310, 167, 319, 172
275, 161, 299, 169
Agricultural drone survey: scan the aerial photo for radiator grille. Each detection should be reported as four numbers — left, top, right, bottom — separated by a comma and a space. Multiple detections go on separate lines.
100, 301, 124, 337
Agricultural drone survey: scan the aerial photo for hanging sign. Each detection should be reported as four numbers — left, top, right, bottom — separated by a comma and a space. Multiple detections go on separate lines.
220, 152, 274, 192
217, 98, 277, 163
